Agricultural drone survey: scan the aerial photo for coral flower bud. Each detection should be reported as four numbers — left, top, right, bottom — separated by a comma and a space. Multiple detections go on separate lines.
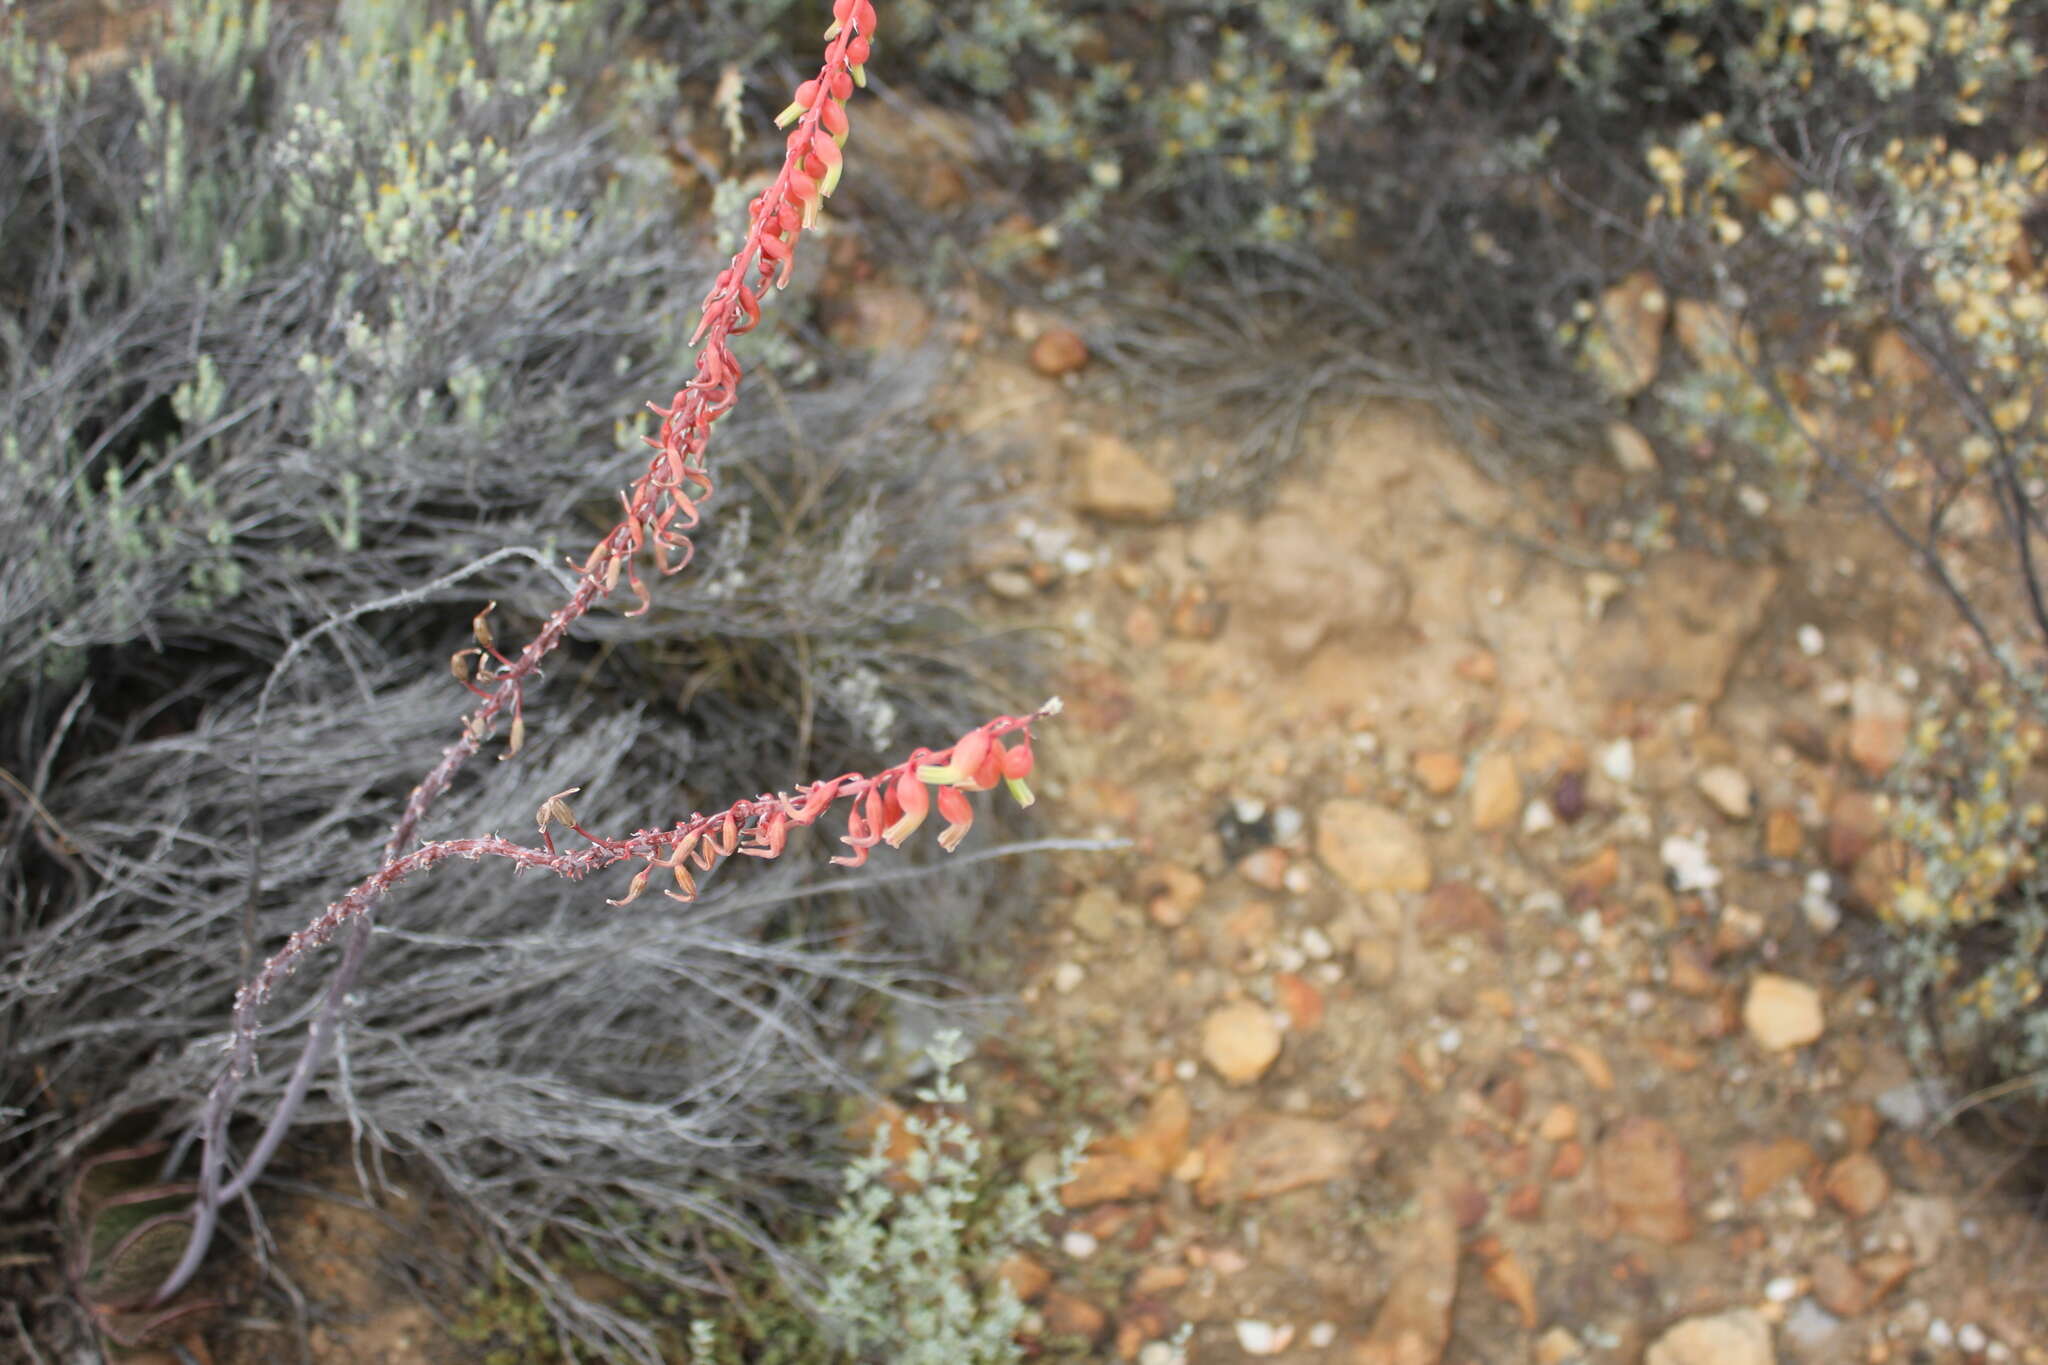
935, 785, 974, 852
1002, 735, 1035, 807
883, 771, 930, 847
917, 728, 989, 787
811, 135, 844, 196
820, 99, 849, 142
969, 743, 1003, 792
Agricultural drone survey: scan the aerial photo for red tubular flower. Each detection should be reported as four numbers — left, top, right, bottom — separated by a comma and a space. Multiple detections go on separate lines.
832, 801, 877, 868
811, 134, 845, 195
785, 777, 842, 825
935, 785, 974, 853
1002, 732, 1035, 807
820, 98, 849, 143
882, 769, 930, 847
967, 742, 1003, 792
742, 810, 789, 859
916, 727, 989, 787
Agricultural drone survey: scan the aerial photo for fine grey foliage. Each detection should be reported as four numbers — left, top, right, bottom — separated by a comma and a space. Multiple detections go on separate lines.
1, 1, 1020, 1357
811, 1029, 1077, 1365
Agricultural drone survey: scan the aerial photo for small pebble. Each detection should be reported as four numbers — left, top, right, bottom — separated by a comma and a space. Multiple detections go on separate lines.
1599, 739, 1636, 784
1028, 526, 1072, 560
1301, 926, 1334, 960
985, 568, 1035, 599
1233, 796, 1268, 824
1052, 962, 1086, 994
1959, 1324, 1988, 1353
1307, 1323, 1337, 1348
1061, 1230, 1098, 1259
1802, 870, 1842, 935
1059, 547, 1094, 576
1438, 1026, 1463, 1054
1782, 1298, 1841, 1349
1283, 865, 1314, 894
1661, 832, 1723, 893
1137, 1345, 1177, 1365
1272, 805, 1305, 843
1233, 1320, 1294, 1356
1798, 623, 1825, 656
1927, 1319, 1954, 1349
1522, 800, 1557, 835
1765, 1275, 1800, 1302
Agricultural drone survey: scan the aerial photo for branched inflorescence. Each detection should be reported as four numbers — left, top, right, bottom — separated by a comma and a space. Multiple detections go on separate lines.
233, 700, 1056, 1033
151, 0, 1052, 1310
408, 0, 881, 842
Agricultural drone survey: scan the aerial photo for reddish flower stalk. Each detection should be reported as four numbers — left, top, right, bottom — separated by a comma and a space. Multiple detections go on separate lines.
226, 0, 890, 1097
148, 0, 1055, 1311
393, 0, 881, 859
230, 700, 1058, 1032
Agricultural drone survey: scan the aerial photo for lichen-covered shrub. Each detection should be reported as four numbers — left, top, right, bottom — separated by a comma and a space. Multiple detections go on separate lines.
1884, 685, 2048, 1088
0, 0, 1017, 1356
1542, 0, 2048, 1142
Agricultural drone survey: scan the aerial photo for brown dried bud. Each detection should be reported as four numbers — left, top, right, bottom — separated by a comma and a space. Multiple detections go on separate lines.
665, 861, 698, 901
471, 601, 497, 651
607, 866, 652, 907
536, 787, 581, 836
